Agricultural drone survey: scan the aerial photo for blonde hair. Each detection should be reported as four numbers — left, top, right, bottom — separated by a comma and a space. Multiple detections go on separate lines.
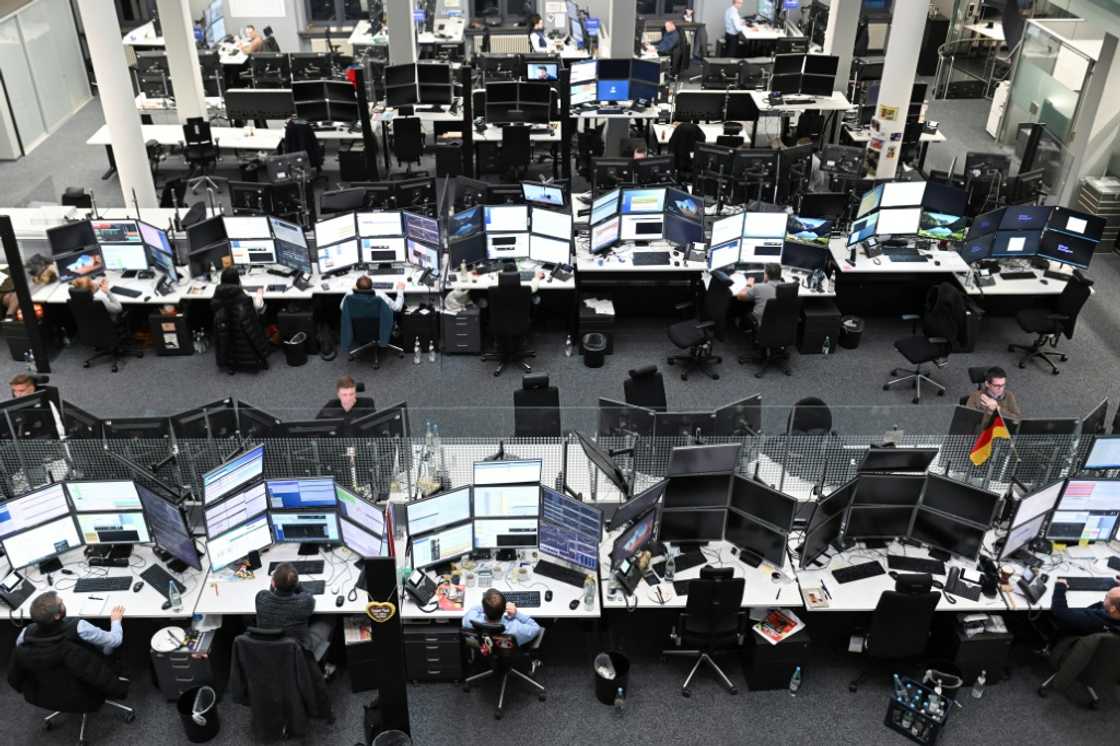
71, 276, 95, 291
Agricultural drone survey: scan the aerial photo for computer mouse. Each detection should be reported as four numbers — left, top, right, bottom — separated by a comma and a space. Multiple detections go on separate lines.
569, 599, 580, 610
933, 260, 941, 266
132, 581, 144, 592
544, 590, 553, 602
143, 296, 151, 302
1039, 278, 1048, 285
673, 261, 680, 266
161, 600, 172, 610
335, 594, 345, 608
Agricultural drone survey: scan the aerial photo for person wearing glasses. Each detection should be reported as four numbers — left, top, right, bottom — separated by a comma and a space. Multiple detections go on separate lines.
964, 366, 1022, 427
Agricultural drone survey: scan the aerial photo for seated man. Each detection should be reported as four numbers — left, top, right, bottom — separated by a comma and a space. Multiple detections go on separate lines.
239, 25, 264, 55
735, 262, 783, 333
9, 373, 36, 399
317, 374, 376, 422
1051, 579, 1120, 636
462, 588, 541, 646
964, 366, 1022, 427
255, 562, 334, 665
645, 20, 681, 56
16, 592, 125, 657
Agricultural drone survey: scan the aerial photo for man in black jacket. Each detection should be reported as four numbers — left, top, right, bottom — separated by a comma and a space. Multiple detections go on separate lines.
316, 374, 375, 424
1051, 579, 1120, 636
255, 562, 335, 665
211, 268, 271, 373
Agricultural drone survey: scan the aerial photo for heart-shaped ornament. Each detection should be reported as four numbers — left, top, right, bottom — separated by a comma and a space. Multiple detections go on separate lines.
366, 601, 397, 624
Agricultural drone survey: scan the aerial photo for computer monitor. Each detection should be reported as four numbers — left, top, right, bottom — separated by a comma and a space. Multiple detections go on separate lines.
269, 216, 312, 275
1085, 436, 1120, 470
592, 158, 634, 190
659, 508, 725, 544
799, 480, 855, 569
1009, 479, 1063, 528
664, 188, 703, 222
664, 214, 703, 247
529, 234, 570, 265
521, 182, 565, 208
448, 233, 486, 268
844, 505, 915, 541
473, 518, 537, 550
672, 90, 726, 122
207, 512, 271, 571
266, 477, 336, 510
920, 474, 1000, 527
47, 220, 97, 256
65, 480, 141, 512
1046, 479, 1120, 542
537, 486, 600, 571
619, 214, 663, 241
857, 447, 939, 473
54, 248, 105, 283
958, 234, 993, 264
742, 211, 788, 239
780, 240, 828, 272
710, 213, 744, 247
473, 459, 542, 486
0, 483, 70, 539
876, 207, 921, 236
967, 208, 1005, 239
590, 190, 620, 226
1047, 206, 1105, 242
575, 431, 630, 496
97, 242, 149, 273
320, 188, 367, 217
402, 210, 439, 243
725, 509, 787, 565
1038, 230, 1094, 270
880, 181, 926, 208
570, 59, 596, 84
204, 482, 268, 537
335, 484, 385, 537
135, 484, 201, 571
856, 184, 883, 218
800, 74, 834, 96
317, 239, 360, 274
851, 474, 925, 507
0, 515, 82, 571
223, 88, 296, 120
990, 230, 1040, 258
270, 511, 341, 546
999, 204, 1051, 231
484, 205, 529, 233
340, 517, 387, 558
1082, 399, 1110, 438
785, 216, 831, 246
909, 509, 986, 560
530, 208, 571, 243
998, 512, 1046, 561
606, 480, 666, 532
406, 486, 471, 535
315, 213, 356, 248
610, 507, 656, 567
922, 182, 968, 215
448, 206, 483, 241
360, 237, 407, 265
75, 511, 151, 545
636, 156, 674, 186
412, 521, 473, 569
654, 410, 718, 439
526, 61, 558, 81
771, 74, 800, 95
694, 143, 734, 176
202, 444, 264, 505
187, 215, 227, 253
668, 443, 740, 477
350, 402, 410, 438
620, 188, 666, 215
91, 219, 140, 244
730, 475, 796, 531
472, 484, 540, 519
918, 211, 967, 242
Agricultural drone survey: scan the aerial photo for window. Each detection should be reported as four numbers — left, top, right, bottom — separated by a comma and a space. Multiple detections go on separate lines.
472, 0, 530, 25
637, 0, 692, 17
307, 0, 372, 23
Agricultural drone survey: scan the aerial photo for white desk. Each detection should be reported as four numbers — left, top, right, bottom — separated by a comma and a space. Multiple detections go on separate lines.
135, 93, 225, 114
574, 244, 705, 273
87, 123, 363, 150
651, 121, 752, 147
348, 19, 465, 48
122, 22, 247, 65
575, 104, 671, 122
474, 122, 562, 143
1000, 543, 1120, 612
739, 23, 787, 42
963, 23, 1006, 44
829, 238, 972, 275
751, 90, 854, 114
842, 124, 946, 145
8, 546, 211, 620
195, 543, 368, 616
958, 265, 1080, 297
445, 265, 576, 293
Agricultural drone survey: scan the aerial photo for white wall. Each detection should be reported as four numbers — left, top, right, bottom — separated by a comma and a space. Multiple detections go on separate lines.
222, 0, 305, 52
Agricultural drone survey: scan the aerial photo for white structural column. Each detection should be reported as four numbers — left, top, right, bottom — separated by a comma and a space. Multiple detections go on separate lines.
1060, 34, 1118, 205
77, 0, 158, 207
155, 0, 207, 122
386, 0, 417, 65
823, 0, 861, 101
870, 1, 926, 179
602, 0, 638, 154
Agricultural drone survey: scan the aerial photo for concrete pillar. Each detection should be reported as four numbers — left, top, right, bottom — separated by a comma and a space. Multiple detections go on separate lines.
1060, 34, 1118, 205
823, 0, 861, 99
386, 0, 417, 65
77, 0, 158, 207
155, 0, 207, 122
603, 0, 638, 155
869, 1, 926, 179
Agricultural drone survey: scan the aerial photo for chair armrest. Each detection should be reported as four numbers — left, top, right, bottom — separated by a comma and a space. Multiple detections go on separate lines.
928, 336, 948, 345
696, 320, 715, 331
901, 313, 920, 333
673, 300, 694, 312
1045, 313, 1070, 321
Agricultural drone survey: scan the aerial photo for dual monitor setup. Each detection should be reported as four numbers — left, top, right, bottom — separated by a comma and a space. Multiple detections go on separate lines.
847, 180, 971, 247
446, 190, 573, 270
46, 218, 178, 284
958, 204, 1105, 271
770, 52, 840, 98
385, 62, 455, 108
569, 58, 661, 110
708, 208, 831, 274
588, 186, 705, 254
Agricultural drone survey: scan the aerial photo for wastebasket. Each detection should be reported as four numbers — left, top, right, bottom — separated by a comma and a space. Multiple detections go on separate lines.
582, 332, 607, 368
594, 651, 630, 707
839, 315, 864, 350
372, 731, 413, 746
283, 331, 308, 367
177, 686, 220, 743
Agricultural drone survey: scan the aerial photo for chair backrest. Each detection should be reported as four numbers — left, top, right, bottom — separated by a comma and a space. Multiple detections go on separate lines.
343, 292, 390, 347
393, 118, 424, 161
756, 295, 799, 348
501, 125, 531, 164
488, 276, 532, 337
183, 117, 212, 147
12, 638, 112, 714
682, 575, 745, 638
788, 396, 832, 435
866, 590, 940, 660
67, 288, 119, 349
624, 366, 667, 412
513, 374, 561, 437
262, 36, 280, 53
1055, 632, 1120, 688
702, 273, 734, 340
775, 281, 799, 299
1055, 276, 1092, 339
464, 620, 523, 672
922, 282, 965, 348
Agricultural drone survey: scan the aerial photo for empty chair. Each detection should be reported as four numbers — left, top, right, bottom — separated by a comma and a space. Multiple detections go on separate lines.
885, 282, 969, 404
624, 365, 667, 412
392, 117, 425, 174
483, 272, 535, 377
661, 566, 745, 697
1009, 274, 1092, 375
667, 273, 733, 381
513, 373, 561, 437
181, 117, 223, 194
67, 288, 141, 373
462, 622, 546, 719
340, 288, 404, 369
501, 125, 532, 181
849, 586, 940, 692
787, 397, 833, 435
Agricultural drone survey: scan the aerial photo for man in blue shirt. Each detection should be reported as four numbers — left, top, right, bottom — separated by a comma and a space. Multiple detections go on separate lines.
462, 588, 541, 646
647, 20, 680, 56
16, 591, 125, 657
724, 0, 747, 58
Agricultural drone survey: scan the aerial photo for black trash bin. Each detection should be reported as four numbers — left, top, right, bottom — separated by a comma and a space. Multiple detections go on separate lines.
372, 731, 413, 746
582, 332, 607, 368
283, 331, 308, 366
594, 651, 630, 706
177, 686, 220, 743
839, 315, 864, 350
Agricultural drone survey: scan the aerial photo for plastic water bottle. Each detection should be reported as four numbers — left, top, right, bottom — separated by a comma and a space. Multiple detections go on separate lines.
168, 581, 182, 612
971, 670, 986, 699
432, 423, 442, 452
413, 338, 421, 364
789, 666, 802, 696
24, 349, 35, 372
424, 421, 433, 451
614, 686, 625, 712
664, 550, 677, 581
822, 335, 832, 355
583, 576, 596, 609
564, 334, 573, 357
428, 340, 436, 362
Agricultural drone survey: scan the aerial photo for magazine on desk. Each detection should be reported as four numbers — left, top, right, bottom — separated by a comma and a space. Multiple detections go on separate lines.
753, 608, 805, 645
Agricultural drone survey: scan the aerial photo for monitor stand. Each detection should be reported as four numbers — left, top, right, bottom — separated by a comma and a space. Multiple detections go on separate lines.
495, 548, 517, 562
88, 544, 133, 561
297, 543, 322, 556
121, 270, 138, 279
38, 557, 63, 575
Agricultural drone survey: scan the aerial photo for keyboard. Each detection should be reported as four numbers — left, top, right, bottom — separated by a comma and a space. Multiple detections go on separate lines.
301, 580, 326, 595
632, 252, 671, 266
672, 550, 708, 574
832, 561, 886, 584
241, 285, 262, 293
1060, 576, 1119, 592
1043, 270, 1070, 281
518, 271, 535, 282
887, 555, 947, 576
503, 590, 541, 608
269, 560, 325, 575
673, 580, 691, 596
367, 267, 402, 275
999, 270, 1036, 280
534, 559, 590, 588
110, 286, 142, 298
140, 565, 187, 599
74, 576, 133, 593
267, 284, 289, 292
885, 254, 929, 263
371, 282, 394, 289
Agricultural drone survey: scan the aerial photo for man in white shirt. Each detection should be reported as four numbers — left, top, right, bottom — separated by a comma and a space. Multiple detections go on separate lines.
725, 0, 747, 58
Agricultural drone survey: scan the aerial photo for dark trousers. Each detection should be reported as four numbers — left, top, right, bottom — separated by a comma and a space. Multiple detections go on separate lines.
725, 33, 740, 58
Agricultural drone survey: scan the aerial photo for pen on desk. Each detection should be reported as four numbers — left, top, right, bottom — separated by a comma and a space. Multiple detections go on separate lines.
820, 580, 833, 600
89, 596, 104, 601
775, 587, 781, 600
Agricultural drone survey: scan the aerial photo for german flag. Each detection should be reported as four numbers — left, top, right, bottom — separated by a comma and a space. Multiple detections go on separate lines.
969, 412, 1010, 466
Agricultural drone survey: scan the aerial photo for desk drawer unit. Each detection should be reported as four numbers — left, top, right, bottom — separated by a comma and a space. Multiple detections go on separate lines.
441, 310, 481, 354
404, 625, 463, 682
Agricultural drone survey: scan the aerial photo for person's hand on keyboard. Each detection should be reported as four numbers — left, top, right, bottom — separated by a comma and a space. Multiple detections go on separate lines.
394, 280, 406, 290
505, 602, 518, 618
111, 606, 125, 621
1055, 578, 1067, 588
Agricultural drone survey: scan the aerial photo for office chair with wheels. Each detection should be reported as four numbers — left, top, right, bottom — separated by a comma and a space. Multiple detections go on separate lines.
501, 125, 532, 181
513, 373, 561, 437
340, 291, 403, 369
787, 397, 833, 435
391, 117, 425, 176
463, 623, 546, 719
483, 272, 535, 377
849, 588, 940, 692
67, 289, 141, 373
958, 366, 990, 405
744, 293, 799, 378
1038, 631, 1120, 709
181, 117, 224, 194
624, 365, 667, 412
662, 566, 745, 697
667, 273, 733, 381
1009, 274, 1092, 375
60, 187, 92, 209
884, 282, 968, 404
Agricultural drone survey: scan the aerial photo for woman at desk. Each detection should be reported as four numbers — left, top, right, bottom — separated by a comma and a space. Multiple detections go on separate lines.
528, 14, 549, 53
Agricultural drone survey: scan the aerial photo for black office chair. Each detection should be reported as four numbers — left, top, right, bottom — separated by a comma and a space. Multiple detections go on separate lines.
958, 366, 990, 405
1009, 274, 1092, 375
885, 282, 967, 404
848, 587, 940, 692
624, 365, 667, 412
391, 117, 425, 175
341, 292, 403, 369
261, 27, 280, 53
1038, 632, 1120, 709
462, 622, 546, 719
667, 273, 733, 381
513, 373, 561, 437
181, 117, 223, 194
229, 627, 331, 740
787, 397, 833, 435
68, 288, 141, 373
744, 293, 799, 378
501, 124, 532, 181
60, 187, 92, 208
483, 272, 535, 377
662, 566, 745, 697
